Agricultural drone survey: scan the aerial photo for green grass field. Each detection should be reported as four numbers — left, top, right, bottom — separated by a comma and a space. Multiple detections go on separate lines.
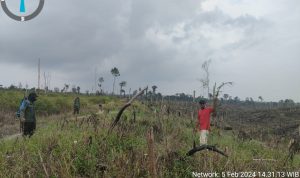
0, 90, 299, 177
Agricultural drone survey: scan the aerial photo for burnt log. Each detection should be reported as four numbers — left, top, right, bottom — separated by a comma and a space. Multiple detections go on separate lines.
186, 145, 228, 157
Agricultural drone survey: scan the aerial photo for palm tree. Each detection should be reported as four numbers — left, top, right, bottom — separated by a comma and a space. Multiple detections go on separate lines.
201, 59, 212, 98
119, 81, 127, 96
234, 96, 240, 103
223, 94, 229, 100
152, 85, 157, 94
72, 86, 77, 93
258, 96, 263, 102
64, 84, 69, 92
111, 67, 120, 95
76, 86, 80, 94
151, 85, 157, 102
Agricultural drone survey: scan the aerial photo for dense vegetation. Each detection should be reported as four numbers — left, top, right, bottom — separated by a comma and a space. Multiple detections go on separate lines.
0, 89, 116, 115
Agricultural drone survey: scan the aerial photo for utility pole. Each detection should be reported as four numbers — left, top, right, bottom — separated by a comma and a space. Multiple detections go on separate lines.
38, 58, 40, 90
193, 90, 196, 102
94, 67, 97, 94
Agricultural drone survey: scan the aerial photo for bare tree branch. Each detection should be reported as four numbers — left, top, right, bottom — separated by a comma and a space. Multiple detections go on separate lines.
108, 86, 148, 133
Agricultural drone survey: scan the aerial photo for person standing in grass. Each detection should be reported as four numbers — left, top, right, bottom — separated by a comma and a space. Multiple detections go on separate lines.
19, 89, 38, 137
73, 97, 80, 115
196, 99, 217, 145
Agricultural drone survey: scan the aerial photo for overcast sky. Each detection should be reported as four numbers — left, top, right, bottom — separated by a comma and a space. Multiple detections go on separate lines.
0, 0, 299, 102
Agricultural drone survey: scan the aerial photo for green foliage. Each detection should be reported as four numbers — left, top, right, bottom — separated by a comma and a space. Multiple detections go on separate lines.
0, 90, 114, 115
87, 96, 111, 105
0, 90, 23, 111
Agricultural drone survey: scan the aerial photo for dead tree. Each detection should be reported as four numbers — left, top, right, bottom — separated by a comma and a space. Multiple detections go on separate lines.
109, 87, 148, 133
198, 59, 212, 98
212, 82, 233, 103
211, 82, 233, 124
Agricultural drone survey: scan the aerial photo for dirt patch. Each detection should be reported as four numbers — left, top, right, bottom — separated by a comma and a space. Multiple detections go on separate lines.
220, 107, 300, 140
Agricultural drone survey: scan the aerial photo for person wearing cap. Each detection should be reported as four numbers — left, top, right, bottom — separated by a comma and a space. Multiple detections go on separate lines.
19, 89, 38, 137
196, 99, 216, 145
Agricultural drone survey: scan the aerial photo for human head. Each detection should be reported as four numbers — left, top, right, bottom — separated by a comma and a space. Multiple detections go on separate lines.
199, 100, 206, 109
28, 89, 38, 103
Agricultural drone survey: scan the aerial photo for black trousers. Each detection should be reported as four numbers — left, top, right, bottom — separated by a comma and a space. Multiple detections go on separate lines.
74, 108, 80, 115
23, 122, 36, 137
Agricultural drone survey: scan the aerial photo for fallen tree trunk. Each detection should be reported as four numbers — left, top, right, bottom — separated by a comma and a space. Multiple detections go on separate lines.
186, 145, 228, 157
108, 87, 148, 133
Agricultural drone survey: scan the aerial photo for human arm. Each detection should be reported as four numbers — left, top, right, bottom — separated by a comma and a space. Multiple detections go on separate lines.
19, 100, 29, 112
19, 100, 29, 121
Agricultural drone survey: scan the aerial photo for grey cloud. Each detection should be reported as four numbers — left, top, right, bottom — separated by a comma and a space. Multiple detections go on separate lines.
0, 0, 299, 101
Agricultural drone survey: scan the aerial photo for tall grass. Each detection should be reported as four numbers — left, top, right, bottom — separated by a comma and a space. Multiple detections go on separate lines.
0, 90, 117, 115
0, 94, 299, 177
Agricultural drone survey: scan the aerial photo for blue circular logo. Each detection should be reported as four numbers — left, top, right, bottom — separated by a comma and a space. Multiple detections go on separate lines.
1, 0, 44, 21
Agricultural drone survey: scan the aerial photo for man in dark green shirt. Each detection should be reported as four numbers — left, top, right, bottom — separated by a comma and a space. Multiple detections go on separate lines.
19, 89, 38, 137
73, 97, 80, 115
